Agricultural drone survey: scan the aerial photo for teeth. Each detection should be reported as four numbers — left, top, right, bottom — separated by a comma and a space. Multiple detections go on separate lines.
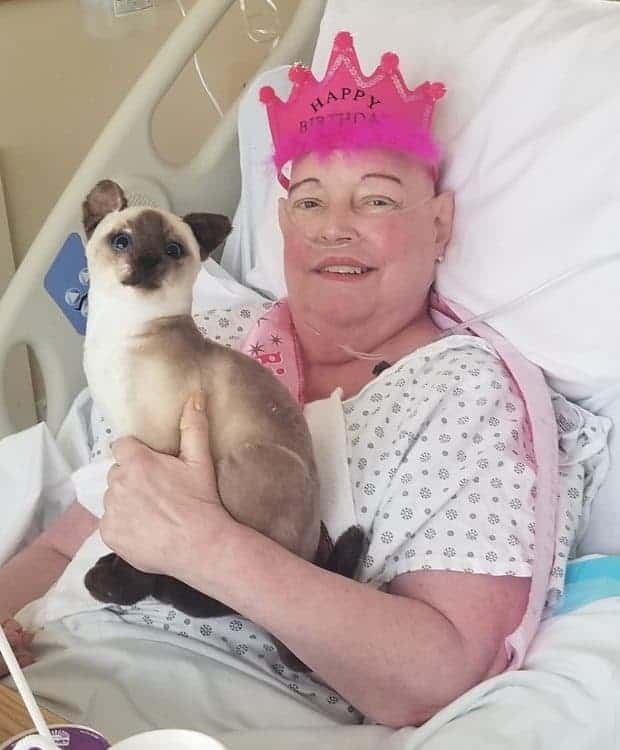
321, 265, 367, 274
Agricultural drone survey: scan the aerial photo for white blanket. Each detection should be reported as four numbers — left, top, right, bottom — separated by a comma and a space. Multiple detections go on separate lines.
4, 598, 620, 749
0, 394, 89, 567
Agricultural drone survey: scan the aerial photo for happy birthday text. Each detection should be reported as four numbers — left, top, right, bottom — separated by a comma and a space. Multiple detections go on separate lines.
309, 87, 381, 113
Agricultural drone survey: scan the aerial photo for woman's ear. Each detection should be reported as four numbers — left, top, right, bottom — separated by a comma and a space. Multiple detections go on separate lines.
432, 190, 455, 257
183, 213, 232, 261
277, 196, 288, 227
278, 196, 296, 239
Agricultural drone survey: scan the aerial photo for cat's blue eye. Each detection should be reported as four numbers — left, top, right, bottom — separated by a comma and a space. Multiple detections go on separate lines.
111, 233, 132, 251
166, 242, 183, 259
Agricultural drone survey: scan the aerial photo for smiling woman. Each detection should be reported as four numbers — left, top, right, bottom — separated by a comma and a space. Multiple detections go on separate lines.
280, 148, 453, 400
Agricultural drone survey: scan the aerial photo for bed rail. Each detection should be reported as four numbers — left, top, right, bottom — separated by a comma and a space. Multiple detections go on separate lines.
0, 0, 327, 440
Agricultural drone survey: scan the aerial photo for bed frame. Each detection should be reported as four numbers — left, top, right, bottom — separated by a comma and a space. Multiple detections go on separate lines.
0, 0, 326, 440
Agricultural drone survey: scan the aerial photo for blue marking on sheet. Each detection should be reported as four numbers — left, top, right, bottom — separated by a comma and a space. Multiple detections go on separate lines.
553, 556, 620, 616
44, 233, 89, 335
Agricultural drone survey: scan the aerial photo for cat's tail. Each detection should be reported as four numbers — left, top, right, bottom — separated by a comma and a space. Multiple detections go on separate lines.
276, 525, 367, 673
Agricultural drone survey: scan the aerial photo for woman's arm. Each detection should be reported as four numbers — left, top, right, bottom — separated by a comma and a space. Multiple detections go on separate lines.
180, 523, 530, 727
0, 501, 98, 622
102, 398, 530, 728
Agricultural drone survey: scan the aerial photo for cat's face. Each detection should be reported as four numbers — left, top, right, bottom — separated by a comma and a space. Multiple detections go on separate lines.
82, 180, 231, 297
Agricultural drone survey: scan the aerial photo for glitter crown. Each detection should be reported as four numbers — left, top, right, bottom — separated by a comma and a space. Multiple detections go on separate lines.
259, 31, 446, 188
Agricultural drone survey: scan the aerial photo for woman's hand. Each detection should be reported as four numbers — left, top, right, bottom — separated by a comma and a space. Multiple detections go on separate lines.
100, 392, 236, 581
0, 619, 35, 678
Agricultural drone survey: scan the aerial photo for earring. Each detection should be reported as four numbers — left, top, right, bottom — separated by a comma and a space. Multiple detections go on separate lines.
436, 255, 445, 264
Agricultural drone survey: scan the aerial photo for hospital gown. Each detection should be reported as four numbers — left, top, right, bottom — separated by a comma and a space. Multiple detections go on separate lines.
86, 301, 602, 721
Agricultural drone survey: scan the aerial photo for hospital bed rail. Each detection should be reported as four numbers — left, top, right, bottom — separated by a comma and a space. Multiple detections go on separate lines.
0, 0, 327, 440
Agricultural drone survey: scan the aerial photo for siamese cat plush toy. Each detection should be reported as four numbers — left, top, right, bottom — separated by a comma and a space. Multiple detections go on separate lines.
81, 180, 362, 637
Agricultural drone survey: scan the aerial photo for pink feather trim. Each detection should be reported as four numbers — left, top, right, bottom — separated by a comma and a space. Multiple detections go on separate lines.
272, 118, 441, 187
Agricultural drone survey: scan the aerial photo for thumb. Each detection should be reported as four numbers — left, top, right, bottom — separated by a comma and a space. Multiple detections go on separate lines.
179, 391, 211, 466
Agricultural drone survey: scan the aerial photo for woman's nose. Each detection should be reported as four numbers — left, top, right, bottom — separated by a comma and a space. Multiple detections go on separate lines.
316, 206, 359, 245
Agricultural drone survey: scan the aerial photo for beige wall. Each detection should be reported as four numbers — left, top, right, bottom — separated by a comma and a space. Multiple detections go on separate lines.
0, 0, 299, 268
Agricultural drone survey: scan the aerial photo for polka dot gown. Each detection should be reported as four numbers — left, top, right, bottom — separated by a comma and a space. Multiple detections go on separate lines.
88, 302, 599, 720
345, 335, 539, 587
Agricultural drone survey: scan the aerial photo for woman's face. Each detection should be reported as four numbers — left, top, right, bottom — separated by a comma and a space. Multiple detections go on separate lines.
279, 148, 454, 333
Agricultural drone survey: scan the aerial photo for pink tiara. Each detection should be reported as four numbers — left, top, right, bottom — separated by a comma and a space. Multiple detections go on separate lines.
259, 31, 446, 189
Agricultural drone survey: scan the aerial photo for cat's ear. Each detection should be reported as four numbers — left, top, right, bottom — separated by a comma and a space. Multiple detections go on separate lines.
183, 213, 232, 261
83, 180, 128, 239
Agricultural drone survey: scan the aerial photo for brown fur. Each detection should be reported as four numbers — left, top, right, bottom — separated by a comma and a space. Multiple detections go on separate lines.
118, 314, 321, 559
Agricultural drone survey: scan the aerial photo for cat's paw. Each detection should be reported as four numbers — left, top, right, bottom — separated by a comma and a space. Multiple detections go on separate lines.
84, 553, 155, 606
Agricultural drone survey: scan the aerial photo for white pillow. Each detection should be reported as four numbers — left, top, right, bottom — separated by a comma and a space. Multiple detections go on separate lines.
314, 0, 620, 392
221, 0, 620, 394
219, 67, 289, 300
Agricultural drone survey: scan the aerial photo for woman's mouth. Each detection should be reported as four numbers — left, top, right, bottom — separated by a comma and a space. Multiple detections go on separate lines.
314, 259, 375, 280
321, 265, 369, 275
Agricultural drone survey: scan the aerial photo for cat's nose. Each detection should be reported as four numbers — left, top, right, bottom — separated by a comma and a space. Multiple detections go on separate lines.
137, 255, 160, 270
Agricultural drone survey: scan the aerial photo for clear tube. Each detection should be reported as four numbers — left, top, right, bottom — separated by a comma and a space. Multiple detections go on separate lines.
174, 0, 281, 114
239, 0, 281, 46
174, 0, 224, 117
439, 251, 620, 337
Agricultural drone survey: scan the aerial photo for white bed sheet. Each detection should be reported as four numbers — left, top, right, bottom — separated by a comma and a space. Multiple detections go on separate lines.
3, 597, 620, 749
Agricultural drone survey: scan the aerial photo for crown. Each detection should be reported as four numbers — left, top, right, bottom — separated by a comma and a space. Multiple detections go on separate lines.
260, 31, 446, 188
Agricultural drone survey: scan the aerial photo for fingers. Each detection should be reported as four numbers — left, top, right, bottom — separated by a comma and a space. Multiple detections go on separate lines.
1, 618, 21, 639
107, 461, 121, 484
0, 620, 36, 671
103, 486, 111, 513
178, 391, 212, 467
1, 619, 32, 647
14, 650, 35, 669
111, 436, 149, 465
1, 649, 37, 675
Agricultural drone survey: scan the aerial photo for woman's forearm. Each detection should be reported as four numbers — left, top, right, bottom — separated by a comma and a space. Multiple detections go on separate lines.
178, 523, 488, 727
0, 501, 98, 623
0, 540, 70, 623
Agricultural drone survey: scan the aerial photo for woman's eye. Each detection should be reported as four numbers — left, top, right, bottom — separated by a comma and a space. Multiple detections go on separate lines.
294, 199, 321, 210
166, 242, 183, 259
111, 233, 131, 251
362, 196, 396, 208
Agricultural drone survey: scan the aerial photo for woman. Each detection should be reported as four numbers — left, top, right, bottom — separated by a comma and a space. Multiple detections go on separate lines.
1, 34, 592, 732
100, 146, 537, 726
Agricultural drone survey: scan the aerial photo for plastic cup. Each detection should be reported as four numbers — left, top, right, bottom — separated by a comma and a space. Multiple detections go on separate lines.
110, 730, 225, 749
0, 727, 226, 750
0, 724, 109, 749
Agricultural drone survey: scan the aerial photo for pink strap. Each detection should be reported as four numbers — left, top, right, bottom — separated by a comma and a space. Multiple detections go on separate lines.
432, 293, 559, 667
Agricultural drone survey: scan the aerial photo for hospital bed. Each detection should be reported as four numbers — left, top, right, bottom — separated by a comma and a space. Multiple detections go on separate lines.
1, 1, 620, 747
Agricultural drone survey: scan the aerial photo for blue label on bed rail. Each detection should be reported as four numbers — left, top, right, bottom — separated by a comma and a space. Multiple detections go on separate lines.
44, 233, 89, 335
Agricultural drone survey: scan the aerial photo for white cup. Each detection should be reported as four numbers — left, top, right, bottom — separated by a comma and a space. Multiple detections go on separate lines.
110, 730, 226, 749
